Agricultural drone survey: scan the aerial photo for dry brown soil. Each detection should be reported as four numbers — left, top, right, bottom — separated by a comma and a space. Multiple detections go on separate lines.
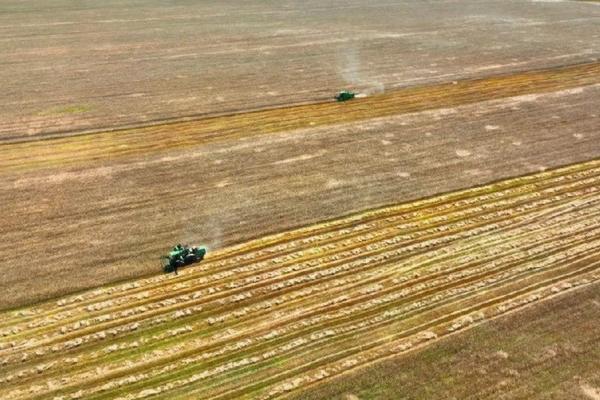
1, 0, 599, 139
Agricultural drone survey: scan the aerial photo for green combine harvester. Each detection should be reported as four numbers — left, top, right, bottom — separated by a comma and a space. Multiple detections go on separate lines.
162, 244, 206, 273
335, 90, 355, 102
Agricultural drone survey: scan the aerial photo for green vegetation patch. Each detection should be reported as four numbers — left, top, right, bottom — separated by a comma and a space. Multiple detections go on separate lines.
37, 104, 92, 116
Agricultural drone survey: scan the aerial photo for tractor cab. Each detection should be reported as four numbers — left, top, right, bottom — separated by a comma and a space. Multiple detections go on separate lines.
335, 90, 355, 102
162, 244, 206, 273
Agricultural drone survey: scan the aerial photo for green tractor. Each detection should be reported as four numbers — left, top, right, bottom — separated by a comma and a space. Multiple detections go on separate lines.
162, 244, 206, 274
335, 90, 355, 102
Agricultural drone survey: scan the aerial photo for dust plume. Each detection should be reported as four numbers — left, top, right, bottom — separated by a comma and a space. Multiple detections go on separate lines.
180, 217, 223, 252
337, 45, 385, 96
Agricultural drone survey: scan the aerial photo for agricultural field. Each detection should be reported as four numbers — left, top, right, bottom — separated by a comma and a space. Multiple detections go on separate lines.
1, 0, 600, 308
1, 60, 600, 308
293, 280, 600, 400
2, 0, 600, 399
1, 0, 600, 139
1, 159, 600, 399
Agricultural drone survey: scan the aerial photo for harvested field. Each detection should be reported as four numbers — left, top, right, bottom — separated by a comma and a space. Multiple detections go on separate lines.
291, 280, 600, 400
1, 66, 600, 309
1, 0, 599, 139
1, 160, 600, 399
2, 61, 599, 172
3, 1, 600, 398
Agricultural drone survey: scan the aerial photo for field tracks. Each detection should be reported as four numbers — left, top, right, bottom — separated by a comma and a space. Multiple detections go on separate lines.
1, 159, 600, 399
2, 159, 599, 327
1, 61, 599, 173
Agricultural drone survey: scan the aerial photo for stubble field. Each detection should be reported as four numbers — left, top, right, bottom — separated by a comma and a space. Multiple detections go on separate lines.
1, 159, 600, 399
1, 0, 599, 307
2, 0, 599, 139
1, 62, 599, 308
292, 280, 600, 400
2, 1, 600, 399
